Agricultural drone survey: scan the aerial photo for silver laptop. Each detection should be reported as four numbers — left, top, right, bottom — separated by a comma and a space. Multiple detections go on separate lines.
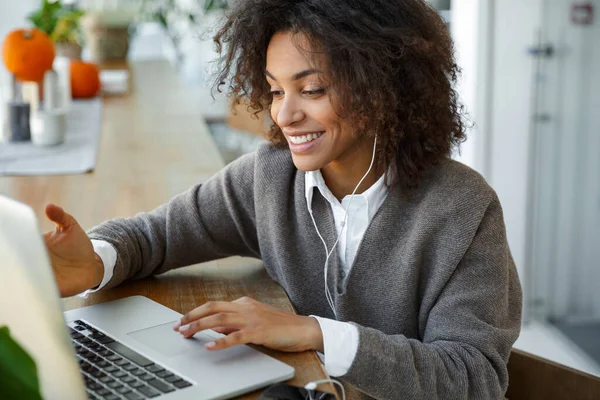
0, 195, 294, 400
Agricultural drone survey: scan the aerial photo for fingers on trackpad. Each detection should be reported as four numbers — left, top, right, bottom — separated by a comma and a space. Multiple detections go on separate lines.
128, 321, 214, 358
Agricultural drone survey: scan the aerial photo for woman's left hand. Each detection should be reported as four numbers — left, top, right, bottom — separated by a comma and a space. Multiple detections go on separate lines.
173, 296, 324, 353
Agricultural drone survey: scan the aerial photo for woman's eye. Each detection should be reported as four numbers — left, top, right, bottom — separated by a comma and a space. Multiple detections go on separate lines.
304, 88, 326, 97
270, 90, 284, 98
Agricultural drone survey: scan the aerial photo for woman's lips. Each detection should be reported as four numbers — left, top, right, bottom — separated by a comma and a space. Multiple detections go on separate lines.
287, 131, 325, 153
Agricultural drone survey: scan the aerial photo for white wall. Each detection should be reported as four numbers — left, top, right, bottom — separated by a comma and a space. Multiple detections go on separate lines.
532, 0, 600, 322
451, 0, 494, 175
0, 1, 38, 68
451, 0, 479, 170
452, 0, 545, 322
488, 0, 543, 312
0, 1, 36, 39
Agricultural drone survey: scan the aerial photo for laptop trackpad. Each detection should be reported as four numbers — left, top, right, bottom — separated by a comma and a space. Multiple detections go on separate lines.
128, 322, 215, 358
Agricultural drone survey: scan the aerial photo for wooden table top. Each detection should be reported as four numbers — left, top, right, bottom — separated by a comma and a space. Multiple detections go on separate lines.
0, 60, 332, 398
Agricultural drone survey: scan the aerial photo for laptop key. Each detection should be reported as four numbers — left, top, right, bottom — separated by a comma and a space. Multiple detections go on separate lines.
172, 379, 192, 389
115, 359, 129, 366
105, 395, 120, 400
99, 376, 113, 384
124, 392, 144, 400
131, 368, 145, 376
117, 387, 132, 395
95, 336, 115, 345
107, 355, 121, 362
124, 364, 138, 371
122, 375, 136, 383
129, 380, 145, 389
139, 373, 154, 381
105, 366, 118, 373
165, 375, 180, 384
112, 370, 127, 378
145, 364, 164, 373
148, 379, 175, 393
137, 385, 161, 398
104, 342, 154, 367
97, 388, 111, 396
156, 370, 172, 379
107, 381, 123, 389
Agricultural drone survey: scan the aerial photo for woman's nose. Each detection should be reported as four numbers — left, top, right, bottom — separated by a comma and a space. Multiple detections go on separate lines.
275, 97, 304, 127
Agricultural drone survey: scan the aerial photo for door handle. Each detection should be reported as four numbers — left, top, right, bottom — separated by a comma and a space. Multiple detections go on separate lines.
528, 44, 555, 58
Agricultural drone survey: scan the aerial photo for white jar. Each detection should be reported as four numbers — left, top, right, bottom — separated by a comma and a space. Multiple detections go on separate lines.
31, 109, 67, 146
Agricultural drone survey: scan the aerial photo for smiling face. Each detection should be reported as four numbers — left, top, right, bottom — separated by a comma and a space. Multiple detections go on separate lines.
266, 31, 370, 173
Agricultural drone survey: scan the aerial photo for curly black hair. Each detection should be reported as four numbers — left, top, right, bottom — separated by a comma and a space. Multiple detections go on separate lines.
214, 0, 465, 187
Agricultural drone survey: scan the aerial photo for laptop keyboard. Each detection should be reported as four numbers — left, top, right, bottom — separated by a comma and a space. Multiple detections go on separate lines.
68, 319, 193, 400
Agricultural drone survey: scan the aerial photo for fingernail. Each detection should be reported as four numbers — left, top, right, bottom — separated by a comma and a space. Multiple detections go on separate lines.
173, 321, 181, 330
178, 324, 191, 332
205, 341, 216, 349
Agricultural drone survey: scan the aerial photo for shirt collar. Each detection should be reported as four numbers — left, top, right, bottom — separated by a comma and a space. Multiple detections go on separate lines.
305, 169, 388, 218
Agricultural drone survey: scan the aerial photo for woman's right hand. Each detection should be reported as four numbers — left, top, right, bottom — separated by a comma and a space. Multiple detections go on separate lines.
43, 204, 105, 297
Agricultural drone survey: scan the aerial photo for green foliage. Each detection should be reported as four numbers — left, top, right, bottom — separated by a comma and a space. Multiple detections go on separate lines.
203, 0, 229, 12
133, 0, 227, 63
0, 326, 43, 400
27, 0, 85, 44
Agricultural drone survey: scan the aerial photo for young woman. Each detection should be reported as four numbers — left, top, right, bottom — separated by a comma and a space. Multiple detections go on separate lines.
44, 0, 522, 398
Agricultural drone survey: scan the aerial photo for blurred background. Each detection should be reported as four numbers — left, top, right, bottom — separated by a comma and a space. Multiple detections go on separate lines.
0, 0, 598, 379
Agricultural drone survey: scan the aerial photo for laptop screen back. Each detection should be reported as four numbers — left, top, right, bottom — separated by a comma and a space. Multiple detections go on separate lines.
0, 195, 86, 399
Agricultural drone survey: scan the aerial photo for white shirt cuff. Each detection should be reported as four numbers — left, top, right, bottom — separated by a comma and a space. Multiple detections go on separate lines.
78, 240, 117, 298
310, 316, 360, 377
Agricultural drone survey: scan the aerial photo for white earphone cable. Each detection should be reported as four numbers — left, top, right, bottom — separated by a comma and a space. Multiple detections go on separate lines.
305, 378, 346, 400
309, 137, 378, 319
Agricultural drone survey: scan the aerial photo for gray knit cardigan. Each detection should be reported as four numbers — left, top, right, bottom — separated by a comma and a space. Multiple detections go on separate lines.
88, 143, 522, 399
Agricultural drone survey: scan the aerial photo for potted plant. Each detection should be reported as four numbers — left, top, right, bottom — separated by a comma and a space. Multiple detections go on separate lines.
137, 0, 228, 65
27, 0, 85, 59
79, 0, 140, 62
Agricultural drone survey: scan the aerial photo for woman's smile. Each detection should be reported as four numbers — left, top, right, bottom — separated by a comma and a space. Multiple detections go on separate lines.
285, 131, 325, 153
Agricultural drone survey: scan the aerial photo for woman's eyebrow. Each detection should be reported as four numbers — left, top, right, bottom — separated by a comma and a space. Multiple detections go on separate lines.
265, 69, 323, 81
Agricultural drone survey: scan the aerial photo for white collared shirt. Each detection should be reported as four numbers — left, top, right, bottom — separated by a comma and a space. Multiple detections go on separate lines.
304, 169, 388, 278
305, 169, 388, 376
87, 169, 389, 377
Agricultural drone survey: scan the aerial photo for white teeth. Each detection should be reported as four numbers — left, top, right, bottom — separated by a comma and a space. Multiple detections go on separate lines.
290, 132, 323, 144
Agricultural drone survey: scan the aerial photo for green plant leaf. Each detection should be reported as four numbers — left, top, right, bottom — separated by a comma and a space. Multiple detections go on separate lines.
0, 326, 43, 400
27, 0, 85, 43
154, 12, 168, 29
204, 0, 229, 11
204, 0, 215, 12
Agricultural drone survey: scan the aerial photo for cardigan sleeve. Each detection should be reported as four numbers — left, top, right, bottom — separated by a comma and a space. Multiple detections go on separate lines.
86, 152, 260, 290
342, 193, 523, 399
